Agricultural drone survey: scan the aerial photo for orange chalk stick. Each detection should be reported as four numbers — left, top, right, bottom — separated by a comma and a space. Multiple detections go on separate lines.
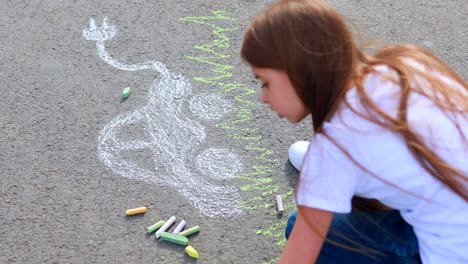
126, 206, 148, 215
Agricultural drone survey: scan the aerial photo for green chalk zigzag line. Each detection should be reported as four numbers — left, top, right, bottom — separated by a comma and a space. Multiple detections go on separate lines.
180, 10, 295, 263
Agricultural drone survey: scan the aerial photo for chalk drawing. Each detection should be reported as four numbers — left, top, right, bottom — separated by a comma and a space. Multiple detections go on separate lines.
180, 11, 297, 263
190, 93, 233, 121
83, 17, 243, 217
196, 148, 242, 180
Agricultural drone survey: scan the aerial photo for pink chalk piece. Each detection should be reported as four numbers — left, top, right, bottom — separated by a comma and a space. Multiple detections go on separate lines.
172, 220, 187, 234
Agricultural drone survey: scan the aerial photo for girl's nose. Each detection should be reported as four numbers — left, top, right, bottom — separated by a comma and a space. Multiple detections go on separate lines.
261, 91, 268, 103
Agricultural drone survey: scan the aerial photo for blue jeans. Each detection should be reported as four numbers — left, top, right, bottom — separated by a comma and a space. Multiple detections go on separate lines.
285, 209, 421, 263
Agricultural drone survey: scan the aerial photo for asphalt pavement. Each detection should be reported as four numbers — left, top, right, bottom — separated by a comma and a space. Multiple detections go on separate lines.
1, 0, 466, 263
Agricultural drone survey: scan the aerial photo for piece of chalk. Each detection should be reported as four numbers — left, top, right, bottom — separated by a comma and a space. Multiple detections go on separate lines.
155, 216, 176, 238
276, 195, 284, 214
147, 220, 165, 234
126, 206, 148, 216
185, 245, 200, 259
122, 86, 131, 99
178, 225, 200, 237
172, 220, 186, 234
160, 232, 189, 246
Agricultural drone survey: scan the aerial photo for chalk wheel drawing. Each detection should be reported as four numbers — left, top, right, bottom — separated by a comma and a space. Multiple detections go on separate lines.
190, 93, 233, 121
83, 18, 243, 217
197, 148, 243, 180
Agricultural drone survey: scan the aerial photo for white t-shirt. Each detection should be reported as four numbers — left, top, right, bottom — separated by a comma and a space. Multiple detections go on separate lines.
297, 64, 468, 263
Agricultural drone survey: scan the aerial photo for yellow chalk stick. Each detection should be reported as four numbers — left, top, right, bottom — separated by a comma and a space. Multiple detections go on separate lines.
185, 245, 199, 259
126, 206, 148, 216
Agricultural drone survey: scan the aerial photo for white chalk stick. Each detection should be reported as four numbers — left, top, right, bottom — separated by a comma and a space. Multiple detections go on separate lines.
155, 216, 176, 238
172, 220, 186, 234
276, 195, 284, 214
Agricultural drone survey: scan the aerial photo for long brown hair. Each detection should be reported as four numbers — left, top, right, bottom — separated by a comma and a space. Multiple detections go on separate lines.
240, 0, 468, 202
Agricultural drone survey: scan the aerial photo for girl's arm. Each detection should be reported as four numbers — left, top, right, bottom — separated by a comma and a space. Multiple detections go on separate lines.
279, 206, 333, 264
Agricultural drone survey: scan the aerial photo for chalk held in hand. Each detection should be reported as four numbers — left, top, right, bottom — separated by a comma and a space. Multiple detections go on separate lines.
160, 232, 189, 246
172, 220, 186, 234
122, 86, 131, 99
276, 195, 284, 214
147, 220, 165, 233
185, 245, 200, 259
178, 225, 200, 237
155, 216, 176, 238
126, 206, 148, 216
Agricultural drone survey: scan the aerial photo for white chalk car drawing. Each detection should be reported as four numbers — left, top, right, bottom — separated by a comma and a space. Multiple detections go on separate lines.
83, 18, 243, 217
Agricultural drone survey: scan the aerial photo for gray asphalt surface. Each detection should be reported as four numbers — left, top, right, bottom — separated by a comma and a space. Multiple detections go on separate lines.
1, 0, 466, 263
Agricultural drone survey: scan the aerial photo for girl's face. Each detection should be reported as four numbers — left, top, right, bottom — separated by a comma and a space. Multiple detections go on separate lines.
252, 67, 309, 123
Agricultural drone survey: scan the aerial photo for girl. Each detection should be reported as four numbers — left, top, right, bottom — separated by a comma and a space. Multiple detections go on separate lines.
240, 0, 467, 263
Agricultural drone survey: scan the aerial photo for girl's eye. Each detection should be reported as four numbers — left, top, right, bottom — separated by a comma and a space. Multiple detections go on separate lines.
261, 83, 268, 88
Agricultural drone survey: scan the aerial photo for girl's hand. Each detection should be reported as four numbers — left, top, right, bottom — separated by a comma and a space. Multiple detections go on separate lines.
279, 206, 333, 264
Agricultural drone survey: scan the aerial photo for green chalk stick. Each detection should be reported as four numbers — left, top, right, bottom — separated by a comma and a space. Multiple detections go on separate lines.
178, 225, 200, 237
160, 232, 189, 246
122, 86, 131, 99
147, 220, 165, 233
